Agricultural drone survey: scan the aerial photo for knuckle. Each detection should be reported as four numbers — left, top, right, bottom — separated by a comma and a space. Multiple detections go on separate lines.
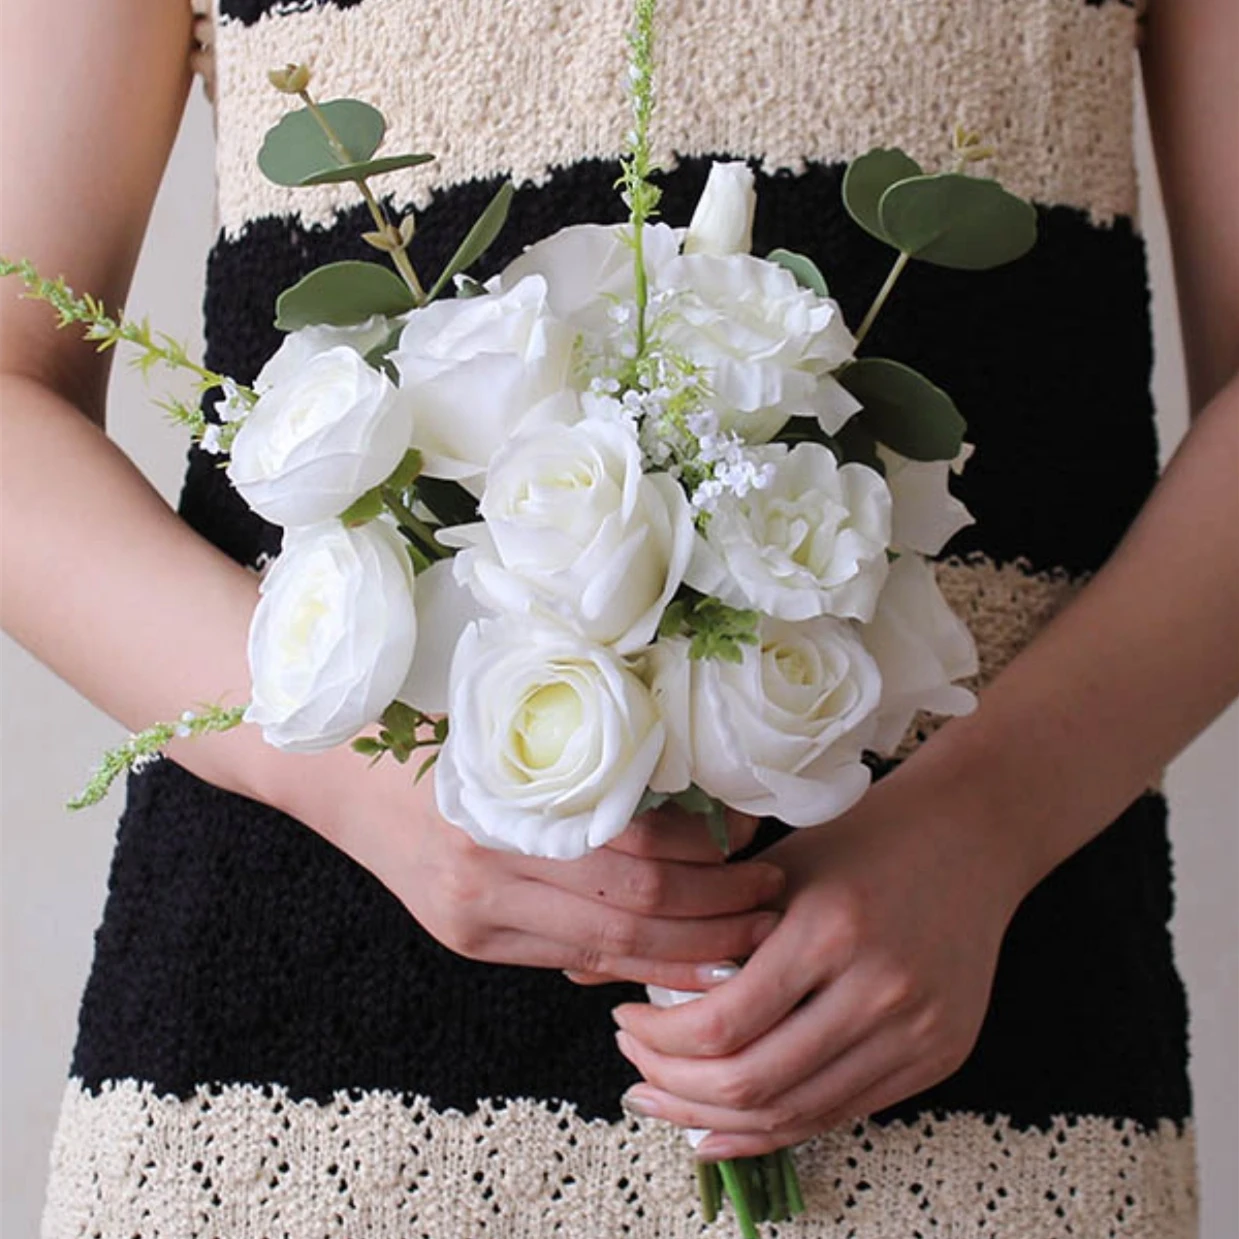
762, 1102, 801, 1133
597, 914, 640, 957
871, 966, 918, 1018
693, 1008, 739, 1058
813, 894, 863, 963
573, 948, 607, 977
623, 863, 666, 912
715, 1066, 765, 1111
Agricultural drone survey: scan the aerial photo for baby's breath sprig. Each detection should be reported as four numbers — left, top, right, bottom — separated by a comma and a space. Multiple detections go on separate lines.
69, 704, 248, 810
0, 258, 256, 443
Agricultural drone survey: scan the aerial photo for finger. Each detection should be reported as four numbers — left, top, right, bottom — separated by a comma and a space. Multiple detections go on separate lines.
507, 846, 783, 918
497, 879, 780, 967
609, 807, 761, 863
563, 959, 741, 990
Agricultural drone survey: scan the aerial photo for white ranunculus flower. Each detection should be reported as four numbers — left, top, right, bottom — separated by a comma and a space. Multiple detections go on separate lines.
442, 420, 694, 654
435, 619, 665, 860
227, 346, 412, 528
686, 441, 893, 623
646, 616, 881, 827
877, 444, 975, 555
253, 315, 393, 393
862, 555, 978, 754
245, 520, 418, 752
683, 162, 756, 257
655, 252, 860, 442
390, 275, 578, 493
490, 222, 681, 342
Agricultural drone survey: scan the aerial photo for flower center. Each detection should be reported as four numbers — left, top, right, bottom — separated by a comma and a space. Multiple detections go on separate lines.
513, 681, 583, 770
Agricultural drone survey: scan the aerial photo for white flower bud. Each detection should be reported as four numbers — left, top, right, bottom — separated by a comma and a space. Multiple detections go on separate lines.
683, 162, 756, 257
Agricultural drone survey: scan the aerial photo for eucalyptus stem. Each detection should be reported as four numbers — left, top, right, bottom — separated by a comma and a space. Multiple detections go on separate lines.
298, 90, 428, 305
695, 1161, 721, 1224
854, 249, 910, 347
382, 489, 448, 560
717, 1160, 760, 1239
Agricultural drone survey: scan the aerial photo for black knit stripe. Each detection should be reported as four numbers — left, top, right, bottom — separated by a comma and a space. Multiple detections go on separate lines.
71, 761, 1189, 1129
190, 156, 1158, 576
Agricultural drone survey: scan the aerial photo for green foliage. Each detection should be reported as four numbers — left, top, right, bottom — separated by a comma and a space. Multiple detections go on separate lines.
352, 702, 447, 778
299, 152, 435, 186
659, 594, 759, 664
878, 172, 1037, 270
838, 358, 966, 461
414, 476, 480, 528
258, 99, 386, 186
425, 181, 516, 303
70, 704, 247, 809
841, 148, 923, 243
275, 261, 417, 330
832, 417, 885, 473
765, 249, 829, 297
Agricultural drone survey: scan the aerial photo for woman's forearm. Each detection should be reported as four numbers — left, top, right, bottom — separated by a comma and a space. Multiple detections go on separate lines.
915, 373, 1239, 896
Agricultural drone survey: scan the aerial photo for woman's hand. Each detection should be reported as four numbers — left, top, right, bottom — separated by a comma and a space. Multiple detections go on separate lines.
609, 764, 1031, 1158
289, 749, 782, 990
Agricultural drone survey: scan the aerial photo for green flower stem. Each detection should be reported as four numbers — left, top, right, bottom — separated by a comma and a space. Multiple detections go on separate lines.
854, 249, 910, 347
781, 1148, 806, 1215
761, 1154, 787, 1222
717, 1159, 760, 1239
695, 1161, 721, 1224
381, 489, 448, 560
298, 90, 428, 305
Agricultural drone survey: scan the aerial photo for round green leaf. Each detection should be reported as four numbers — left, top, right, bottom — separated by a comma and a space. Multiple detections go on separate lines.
258, 100, 386, 188
299, 152, 436, 186
838, 357, 966, 461
842, 148, 923, 244
877, 173, 1037, 270
766, 248, 829, 296
275, 261, 416, 331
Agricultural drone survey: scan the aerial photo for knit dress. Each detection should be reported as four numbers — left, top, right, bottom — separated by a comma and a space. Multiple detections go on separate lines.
42, 1, 1199, 1235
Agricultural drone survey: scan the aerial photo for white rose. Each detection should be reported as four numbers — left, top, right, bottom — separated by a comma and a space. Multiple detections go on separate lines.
435, 619, 665, 860
687, 441, 893, 623
253, 315, 393, 393
398, 557, 483, 715
683, 162, 756, 257
647, 616, 881, 826
491, 222, 681, 342
877, 444, 975, 555
227, 346, 412, 528
391, 275, 578, 493
443, 420, 694, 654
245, 520, 417, 752
655, 253, 860, 442
862, 555, 978, 754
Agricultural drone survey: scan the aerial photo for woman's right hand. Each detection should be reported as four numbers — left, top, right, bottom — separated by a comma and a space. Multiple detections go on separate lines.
288, 747, 782, 990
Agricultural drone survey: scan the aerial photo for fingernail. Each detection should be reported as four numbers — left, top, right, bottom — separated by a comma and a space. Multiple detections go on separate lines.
752, 912, 780, 945
695, 961, 740, 986
615, 1030, 636, 1059
611, 1005, 631, 1030
621, 1088, 662, 1119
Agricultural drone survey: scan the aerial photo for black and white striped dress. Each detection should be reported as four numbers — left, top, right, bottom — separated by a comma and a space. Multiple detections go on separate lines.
43, 1, 1198, 1234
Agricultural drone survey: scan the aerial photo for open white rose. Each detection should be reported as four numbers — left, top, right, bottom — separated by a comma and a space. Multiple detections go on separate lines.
655, 252, 860, 442
435, 619, 665, 860
391, 275, 578, 493
862, 555, 978, 754
442, 420, 694, 654
253, 315, 393, 394
683, 161, 756, 257
877, 444, 975, 555
491, 222, 680, 342
647, 616, 881, 826
227, 346, 412, 528
245, 520, 417, 752
687, 441, 892, 623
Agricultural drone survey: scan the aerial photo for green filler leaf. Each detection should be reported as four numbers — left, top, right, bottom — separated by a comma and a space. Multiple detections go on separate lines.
766, 249, 829, 296
839, 358, 966, 461
275, 261, 416, 330
258, 99, 387, 187
299, 152, 435, 186
426, 181, 515, 302
842, 148, 923, 245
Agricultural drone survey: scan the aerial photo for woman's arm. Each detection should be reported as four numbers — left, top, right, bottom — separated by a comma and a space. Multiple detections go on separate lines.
610, 0, 1239, 1156
0, 0, 781, 989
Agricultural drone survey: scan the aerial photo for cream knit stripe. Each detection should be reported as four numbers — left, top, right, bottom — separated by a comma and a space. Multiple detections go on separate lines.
202, 0, 1140, 237
43, 1078, 1197, 1239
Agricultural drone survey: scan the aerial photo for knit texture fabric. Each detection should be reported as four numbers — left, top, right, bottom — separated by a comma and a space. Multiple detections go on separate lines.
43, 1, 1197, 1235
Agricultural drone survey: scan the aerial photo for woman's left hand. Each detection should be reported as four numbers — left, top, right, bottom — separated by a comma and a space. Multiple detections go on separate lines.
610, 765, 1035, 1160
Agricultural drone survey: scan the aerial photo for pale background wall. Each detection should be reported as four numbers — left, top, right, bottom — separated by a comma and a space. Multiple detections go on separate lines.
2, 79, 1236, 1239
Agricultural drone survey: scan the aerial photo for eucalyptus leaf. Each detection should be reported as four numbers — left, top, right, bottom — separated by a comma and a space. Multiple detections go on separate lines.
842, 148, 923, 244
414, 476, 480, 527
275, 261, 416, 331
833, 418, 885, 474
878, 173, 1037, 270
258, 100, 386, 187
299, 151, 435, 186
363, 324, 405, 369
838, 358, 966, 461
426, 181, 515, 302
767, 248, 829, 296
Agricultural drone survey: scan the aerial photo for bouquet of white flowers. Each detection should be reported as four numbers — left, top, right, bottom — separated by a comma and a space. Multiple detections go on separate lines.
3, 0, 1037, 1231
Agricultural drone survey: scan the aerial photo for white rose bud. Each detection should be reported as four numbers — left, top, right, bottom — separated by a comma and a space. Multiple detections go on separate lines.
877, 444, 975, 555
683, 161, 756, 257
227, 346, 413, 528
862, 555, 978, 754
443, 420, 695, 654
245, 521, 418, 752
390, 275, 578, 493
435, 619, 665, 860
647, 616, 881, 827
687, 441, 893, 623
